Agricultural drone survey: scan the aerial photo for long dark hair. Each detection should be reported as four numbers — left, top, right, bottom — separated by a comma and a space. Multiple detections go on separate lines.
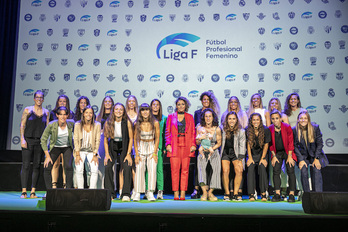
199, 91, 221, 117
53, 95, 71, 114
74, 96, 90, 121
200, 108, 219, 127
150, 99, 163, 121
135, 103, 157, 145
104, 103, 129, 139
175, 96, 191, 112
96, 96, 114, 122
284, 92, 301, 117
247, 113, 265, 148
223, 111, 241, 139
79, 105, 95, 131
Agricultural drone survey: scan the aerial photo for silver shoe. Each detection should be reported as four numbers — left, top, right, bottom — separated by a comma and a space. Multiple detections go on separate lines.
157, 190, 164, 200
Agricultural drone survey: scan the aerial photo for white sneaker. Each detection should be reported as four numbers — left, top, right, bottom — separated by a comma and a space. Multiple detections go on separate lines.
133, 192, 140, 201
157, 190, 164, 200
131, 189, 135, 200
147, 192, 156, 201
122, 196, 130, 202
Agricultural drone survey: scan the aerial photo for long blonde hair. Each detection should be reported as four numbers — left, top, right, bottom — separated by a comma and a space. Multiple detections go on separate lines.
247, 93, 264, 117
296, 110, 314, 143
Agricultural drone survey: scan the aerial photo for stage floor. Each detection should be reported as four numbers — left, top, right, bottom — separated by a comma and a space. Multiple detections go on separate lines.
1, 191, 347, 231
0, 191, 336, 216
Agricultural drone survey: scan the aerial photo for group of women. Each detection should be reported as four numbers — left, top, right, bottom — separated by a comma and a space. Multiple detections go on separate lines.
20, 90, 328, 203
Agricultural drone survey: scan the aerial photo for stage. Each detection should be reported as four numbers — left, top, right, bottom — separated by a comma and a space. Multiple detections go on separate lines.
0, 191, 347, 232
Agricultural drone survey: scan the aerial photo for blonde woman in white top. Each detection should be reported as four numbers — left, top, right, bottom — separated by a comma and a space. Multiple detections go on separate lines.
247, 93, 271, 127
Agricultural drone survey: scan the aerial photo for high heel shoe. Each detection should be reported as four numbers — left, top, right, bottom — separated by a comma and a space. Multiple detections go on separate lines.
179, 197, 185, 201
174, 197, 180, 200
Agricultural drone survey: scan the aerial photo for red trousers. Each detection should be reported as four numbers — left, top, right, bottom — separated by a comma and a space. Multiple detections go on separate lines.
170, 136, 191, 191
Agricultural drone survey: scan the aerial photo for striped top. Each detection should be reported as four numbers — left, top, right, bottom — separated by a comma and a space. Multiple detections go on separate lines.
80, 129, 92, 152
138, 130, 155, 155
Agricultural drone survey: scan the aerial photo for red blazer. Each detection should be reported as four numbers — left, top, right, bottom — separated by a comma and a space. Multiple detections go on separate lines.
165, 112, 196, 158
269, 122, 297, 161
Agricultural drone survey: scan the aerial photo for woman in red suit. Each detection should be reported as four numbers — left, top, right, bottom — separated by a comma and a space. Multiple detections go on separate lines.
166, 97, 196, 200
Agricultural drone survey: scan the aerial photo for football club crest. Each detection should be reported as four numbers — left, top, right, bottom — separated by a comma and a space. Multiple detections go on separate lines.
112, 14, 118, 23
61, 59, 68, 66
110, 44, 117, 51
91, 89, 98, 97
328, 88, 335, 98
257, 13, 266, 20
339, 105, 348, 113
140, 14, 147, 22
182, 74, 189, 82
137, 74, 144, 82
77, 58, 84, 67
39, 14, 46, 22
77, 29, 86, 37
144, 0, 149, 8
258, 27, 265, 35
66, 43, 73, 51
20, 73, 26, 81
310, 89, 317, 97
211, 74, 220, 82
157, 90, 164, 98
258, 89, 265, 98
49, 73, 56, 82
310, 57, 317, 66
243, 74, 249, 82
125, 15, 133, 22
167, 106, 174, 114
123, 90, 131, 98
327, 56, 335, 65
140, 90, 147, 98
213, 14, 220, 21
93, 59, 100, 66
124, 44, 131, 52
16, 104, 23, 112
122, 74, 129, 82
57, 89, 66, 95
34, 73, 41, 81
336, 73, 344, 80
63, 28, 69, 37
170, 14, 176, 22
23, 43, 29, 51
197, 74, 204, 82
158, 0, 166, 7
80, 0, 88, 7
128, 0, 134, 8
328, 122, 336, 130
64, 74, 70, 81
289, 73, 296, 82
45, 58, 52, 66
173, 90, 181, 98
243, 13, 250, 21
125, 29, 132, 37
239, 0, 246, 7
240, 89, 248, 98
51, 43, 59, 51
255, 0, 262, 5
41, 89, 49, 97
97, 15, 103, 22
343, 138, 348, 147
273, 12, 280, 20
93, 74, 100, 82
37, 43, 43, 51
293, 57, 299, 65
124, 59, 131, 67
324, 41, 331, 49
54, 14, 61, 22
273, 73, 281, 82
199, 14, 205, 22
323, 105, 331, 113
94, 29, 100, 37
96, 44, 102, 51
223, 0, 230, 6
175, 0, 181, 7
184, 14, 190, 21
107, 74, 115, 82
339, 40, 345, 49
324, 26, 332, 34
224, 89, 231, 98
258, 73, 264, 82
320, 73, 327, 81
288, 11, 295, 19
207, 0, 213, 7
74, 89, 81, 98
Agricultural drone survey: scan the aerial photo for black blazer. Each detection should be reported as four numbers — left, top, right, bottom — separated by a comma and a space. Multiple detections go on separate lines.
292, 123, 329, 167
